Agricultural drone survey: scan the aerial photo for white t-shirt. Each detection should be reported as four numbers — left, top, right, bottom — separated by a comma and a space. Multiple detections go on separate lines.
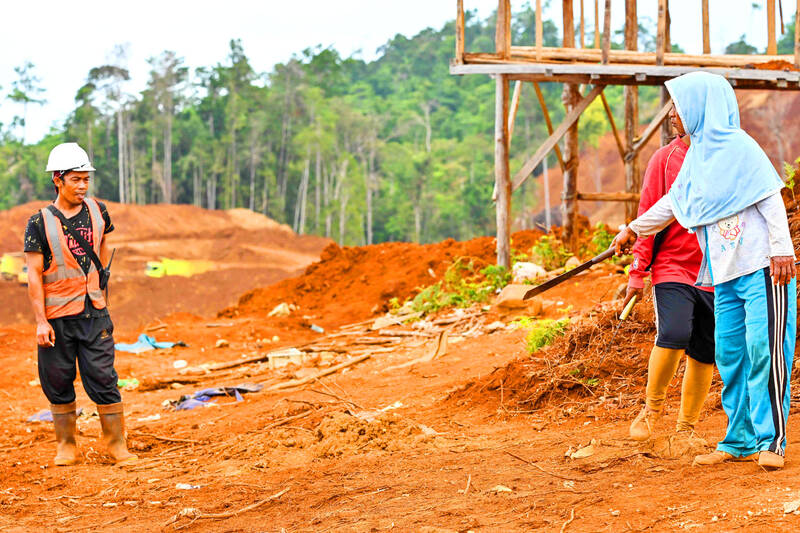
628, 192, 794, 287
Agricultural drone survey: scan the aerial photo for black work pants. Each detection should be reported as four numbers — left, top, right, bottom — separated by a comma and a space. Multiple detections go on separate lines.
37, 315, 121, 405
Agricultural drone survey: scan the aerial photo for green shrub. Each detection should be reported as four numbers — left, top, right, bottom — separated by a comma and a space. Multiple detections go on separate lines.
411, 258, 507, 315
530, 235, 572, 270
513, 317, 570, 353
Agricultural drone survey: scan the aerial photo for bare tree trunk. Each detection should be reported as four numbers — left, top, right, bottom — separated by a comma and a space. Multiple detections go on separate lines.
339, 190, 349, 245
294, 153, 310, 234
117, 107, 126, 203
249, 140, 256, 211
127, 114, 136, 204
315, 146, 321, 232
163, 110, 173, 204
151, 134, 159, 203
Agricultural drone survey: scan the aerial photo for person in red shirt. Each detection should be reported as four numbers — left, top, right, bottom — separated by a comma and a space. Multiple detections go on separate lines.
624, 105, 715, 444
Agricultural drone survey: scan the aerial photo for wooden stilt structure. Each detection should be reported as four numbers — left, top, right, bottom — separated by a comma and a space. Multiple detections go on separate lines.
451, 0, 800, 264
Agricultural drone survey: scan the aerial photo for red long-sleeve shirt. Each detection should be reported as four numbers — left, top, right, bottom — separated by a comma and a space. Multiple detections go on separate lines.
628, 136, 712, 292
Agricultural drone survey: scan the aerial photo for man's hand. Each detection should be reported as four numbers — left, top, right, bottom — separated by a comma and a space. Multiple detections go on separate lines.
36, 321, 55, 347
769, 256, 796, 286
622, 285, 643, 310
612, 226, 638, 256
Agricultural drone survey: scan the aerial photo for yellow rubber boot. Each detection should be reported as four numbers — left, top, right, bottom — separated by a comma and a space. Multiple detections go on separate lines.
630, 346, 683, 441
676, 357, 714, 432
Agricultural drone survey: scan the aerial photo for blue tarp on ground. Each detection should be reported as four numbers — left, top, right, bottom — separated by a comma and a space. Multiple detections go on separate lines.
115, 334, 186, 354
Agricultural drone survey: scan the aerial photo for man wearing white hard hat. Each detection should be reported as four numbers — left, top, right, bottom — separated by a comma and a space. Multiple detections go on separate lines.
24, 142, 136, 466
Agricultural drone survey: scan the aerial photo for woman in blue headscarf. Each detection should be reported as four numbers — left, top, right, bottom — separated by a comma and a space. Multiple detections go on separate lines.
613, 71, 796, 469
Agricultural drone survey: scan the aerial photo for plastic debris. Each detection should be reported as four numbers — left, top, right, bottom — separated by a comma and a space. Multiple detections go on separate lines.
175, 483, 201, 490
267, 302, 297, 317
115, 334, 186, 354
169, 383, 264, 411
172, 360, 188, 369
310, 324, 324, 333
117, 378, 140, 390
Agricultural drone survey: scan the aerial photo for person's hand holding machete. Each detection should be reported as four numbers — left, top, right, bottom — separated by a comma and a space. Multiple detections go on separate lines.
612, 226, 638, 257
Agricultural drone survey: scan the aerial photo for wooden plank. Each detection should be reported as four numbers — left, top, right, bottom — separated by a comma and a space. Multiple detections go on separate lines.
536, 0, 543, 61
452, 61, 800, 83
496, 0, 511, 59
600, 92, 626, 161
626, 99, 672, 160
602, 0, 611, 63
532, 81, 567, 171
511, 85, 605, 193
508, 80, 523, 143
796, 0, 800, 67
702, 0, 710, 54
577, 191, 641, 202
657, 0, 667, 66
594, 0, 600, 49
495, 74, 511, 267
768, 0, 777, 56
455, 0, 465, 64
505, 47, 797, 67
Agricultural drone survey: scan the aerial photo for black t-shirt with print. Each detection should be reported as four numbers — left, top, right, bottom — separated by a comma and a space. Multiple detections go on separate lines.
24, 201, 114, 319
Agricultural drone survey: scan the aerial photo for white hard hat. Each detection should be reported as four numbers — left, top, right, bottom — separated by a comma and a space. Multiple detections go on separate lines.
45, 142, 96, 173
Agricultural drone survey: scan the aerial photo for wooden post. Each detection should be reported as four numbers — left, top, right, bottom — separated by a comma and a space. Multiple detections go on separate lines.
767, 0, 777, 55
495, 74, 511, 268
702, 0, 710, 54
602, 0, 612, 64
594, 0, 600, 48
455, 0, 465, 64
580, 0, 586, 48
543, 154, 552, 231
660, 0, 673, 145
562, 0, 579, 245
496, 0, 511, 59
656, 0, 667, 66
795, 0, 800, 67
624, 0, 639, 221
536, 0, 543, 60
533, 81, 567, 172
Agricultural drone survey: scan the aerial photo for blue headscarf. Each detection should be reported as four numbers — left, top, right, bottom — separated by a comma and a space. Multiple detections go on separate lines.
665, 71, 784, 230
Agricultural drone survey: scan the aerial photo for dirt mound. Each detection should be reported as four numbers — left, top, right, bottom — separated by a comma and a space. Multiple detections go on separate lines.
446, 302, 656, 414
0, 201, 329, 332
313, 412, 434, 457
221, 229, 545, 329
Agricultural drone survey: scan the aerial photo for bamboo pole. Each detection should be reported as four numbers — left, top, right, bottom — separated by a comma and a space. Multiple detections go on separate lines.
496, 0, 511, 59
624, 0, 639, 221
508, 80, 523, 143
594, 0, 600, 48
532, 81, 567, 171
702, 0, 710, 54
796, 0, 800, 67
456, 0, 465, 64
602, 0, 612, 64
562, 0, 579, 245
536, 0, 543, 61
600, 92, 626, 162
768, 0, 777, 55
495, 74, 511, 267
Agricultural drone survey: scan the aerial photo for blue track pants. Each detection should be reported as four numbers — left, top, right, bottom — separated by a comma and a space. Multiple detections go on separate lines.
714, 267, 796, 457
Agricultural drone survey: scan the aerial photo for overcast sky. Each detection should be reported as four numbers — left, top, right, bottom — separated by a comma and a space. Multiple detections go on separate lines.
0, 0, 788, 144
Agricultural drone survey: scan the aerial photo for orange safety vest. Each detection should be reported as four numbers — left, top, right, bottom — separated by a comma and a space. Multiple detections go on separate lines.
40, 198, 107, 319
